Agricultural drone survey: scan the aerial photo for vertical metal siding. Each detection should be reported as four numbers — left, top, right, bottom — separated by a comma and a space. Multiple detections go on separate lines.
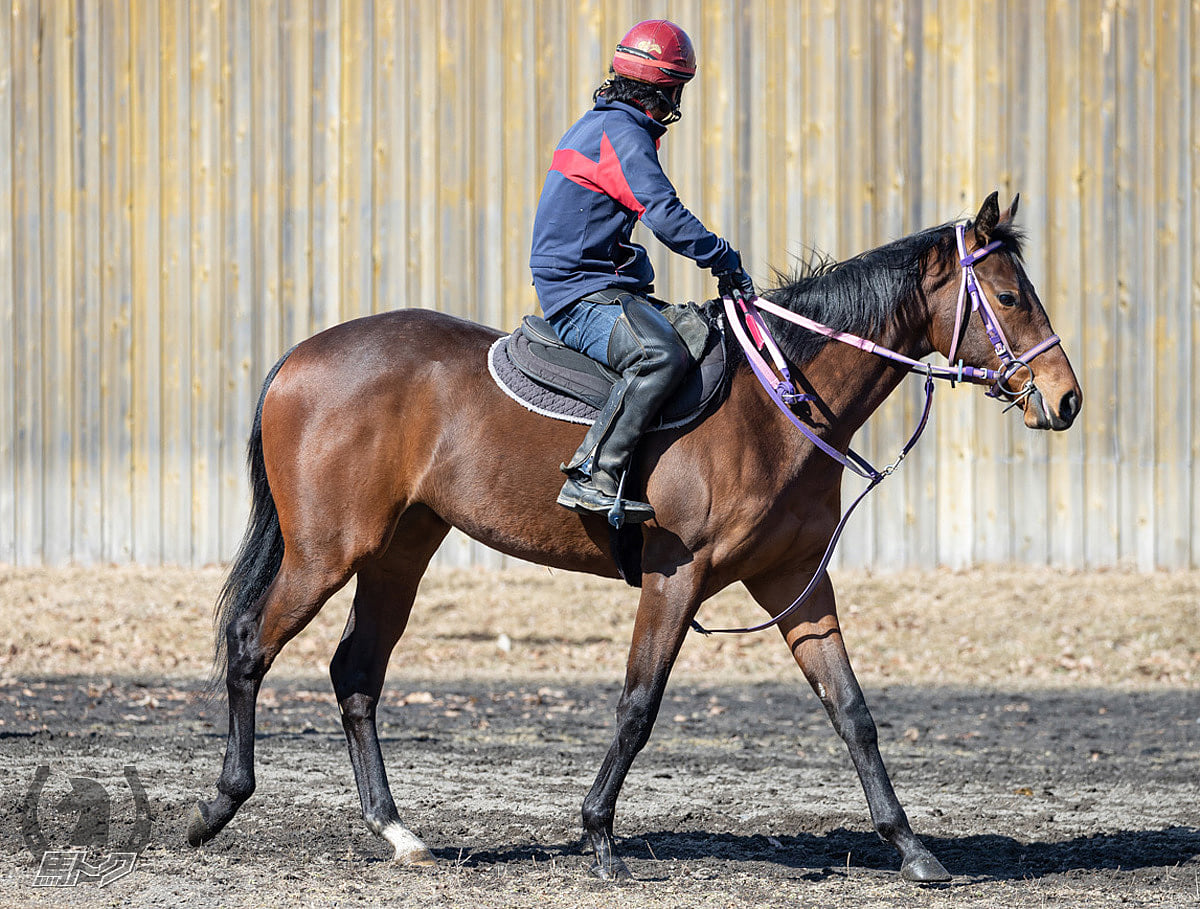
0, 0, 1197, 571
0, 1, 12, 564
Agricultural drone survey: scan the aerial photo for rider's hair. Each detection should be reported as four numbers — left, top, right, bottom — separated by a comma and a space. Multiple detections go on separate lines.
593, 74, 676, 114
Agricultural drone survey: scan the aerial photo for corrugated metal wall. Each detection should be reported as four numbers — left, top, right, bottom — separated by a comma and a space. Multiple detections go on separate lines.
0, 0, 1195, 570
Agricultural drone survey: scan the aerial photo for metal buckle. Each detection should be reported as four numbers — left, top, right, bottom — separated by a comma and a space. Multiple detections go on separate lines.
989, 357, 1035, 405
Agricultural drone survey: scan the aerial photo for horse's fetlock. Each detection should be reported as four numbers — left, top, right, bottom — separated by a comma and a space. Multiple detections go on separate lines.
873, 806, 915, 846
581, 799, 612, 835
218, 774, 255, 805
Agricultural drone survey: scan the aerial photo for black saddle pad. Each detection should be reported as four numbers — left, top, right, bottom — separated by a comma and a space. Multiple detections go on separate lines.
488, 309, 730, 430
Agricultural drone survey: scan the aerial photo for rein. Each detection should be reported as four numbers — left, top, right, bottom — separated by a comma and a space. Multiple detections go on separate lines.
691, 223, 1061, 636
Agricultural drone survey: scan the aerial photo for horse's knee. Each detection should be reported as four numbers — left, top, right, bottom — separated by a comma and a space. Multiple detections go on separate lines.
337, 690, 377, 724
614, 687, 659, 750
330, 638, 381, 707
831, 696, 879, 753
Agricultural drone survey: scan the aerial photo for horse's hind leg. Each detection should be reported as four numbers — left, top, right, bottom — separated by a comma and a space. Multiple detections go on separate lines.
329, 507, 449, 864
188, 554, 352, 846
746, 571, 951, 884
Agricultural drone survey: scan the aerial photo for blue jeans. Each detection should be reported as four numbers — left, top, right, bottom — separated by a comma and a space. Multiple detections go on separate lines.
546, 299, 627, 365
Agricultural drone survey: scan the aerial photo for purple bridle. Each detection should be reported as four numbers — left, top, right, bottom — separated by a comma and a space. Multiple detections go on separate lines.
948, 222, 1062, 408
692, 223, 1062, 635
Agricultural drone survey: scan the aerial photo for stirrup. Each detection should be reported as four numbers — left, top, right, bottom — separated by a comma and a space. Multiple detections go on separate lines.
608, 471, 629, 529
556, 474, 655, 526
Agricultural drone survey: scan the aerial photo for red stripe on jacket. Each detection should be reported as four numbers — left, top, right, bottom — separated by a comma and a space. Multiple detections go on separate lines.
550, 132, 646, 217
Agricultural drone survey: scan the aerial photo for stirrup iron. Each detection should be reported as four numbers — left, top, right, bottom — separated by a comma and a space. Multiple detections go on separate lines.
607, 471, 628, 529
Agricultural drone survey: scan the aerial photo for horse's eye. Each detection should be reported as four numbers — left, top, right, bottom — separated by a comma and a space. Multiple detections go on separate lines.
997, 291, 1018, 307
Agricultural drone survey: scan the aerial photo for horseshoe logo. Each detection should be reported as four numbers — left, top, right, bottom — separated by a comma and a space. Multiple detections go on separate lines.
21, 765, 153, 861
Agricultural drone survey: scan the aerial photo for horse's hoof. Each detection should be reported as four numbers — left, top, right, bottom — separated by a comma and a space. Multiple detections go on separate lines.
901, 853, 951, 883
392, 847, 437, 867
588, 857, 632, 881
186, 802, 212, 847
381, 822, 436, 867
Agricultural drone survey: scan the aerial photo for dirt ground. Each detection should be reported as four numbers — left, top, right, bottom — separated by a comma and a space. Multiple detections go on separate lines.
0, 565, 1198, 908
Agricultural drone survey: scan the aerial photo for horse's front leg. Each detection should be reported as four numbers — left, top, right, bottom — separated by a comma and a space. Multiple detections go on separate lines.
583, 563, 706, 880
745, 570, 951, 883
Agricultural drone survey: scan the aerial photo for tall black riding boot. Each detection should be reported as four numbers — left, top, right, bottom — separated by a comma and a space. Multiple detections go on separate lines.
557, 294, 691, 525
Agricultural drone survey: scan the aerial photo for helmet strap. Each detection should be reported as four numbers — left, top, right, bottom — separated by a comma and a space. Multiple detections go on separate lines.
593, 75, 683, 125
653, 85, 683, 125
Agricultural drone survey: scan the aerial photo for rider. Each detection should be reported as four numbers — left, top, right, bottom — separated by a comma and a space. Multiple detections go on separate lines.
529, 19, 756, 525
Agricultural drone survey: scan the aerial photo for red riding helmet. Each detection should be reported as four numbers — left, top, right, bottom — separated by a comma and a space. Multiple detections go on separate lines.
612, 20, 696, 86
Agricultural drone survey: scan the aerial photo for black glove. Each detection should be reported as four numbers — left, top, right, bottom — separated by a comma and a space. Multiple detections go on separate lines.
716, 253, 756, 301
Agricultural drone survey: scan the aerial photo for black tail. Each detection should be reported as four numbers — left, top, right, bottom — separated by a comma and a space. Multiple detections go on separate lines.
209, 347, 297, 687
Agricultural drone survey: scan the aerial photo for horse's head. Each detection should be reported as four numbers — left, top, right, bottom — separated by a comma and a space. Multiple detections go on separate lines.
929, 192, 1082, 431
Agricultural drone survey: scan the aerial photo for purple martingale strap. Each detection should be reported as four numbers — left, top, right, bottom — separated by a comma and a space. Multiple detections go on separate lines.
722, 294, 879, 480
693, 296, 937, 636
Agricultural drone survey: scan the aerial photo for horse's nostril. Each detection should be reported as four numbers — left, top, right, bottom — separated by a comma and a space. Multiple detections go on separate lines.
1058, 389, 1081, 423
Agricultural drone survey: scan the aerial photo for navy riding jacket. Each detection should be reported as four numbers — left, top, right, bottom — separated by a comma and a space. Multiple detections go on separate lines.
529, 97, 739, 319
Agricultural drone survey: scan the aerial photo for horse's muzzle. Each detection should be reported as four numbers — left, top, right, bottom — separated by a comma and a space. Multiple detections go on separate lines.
1024, 385, 1081, 431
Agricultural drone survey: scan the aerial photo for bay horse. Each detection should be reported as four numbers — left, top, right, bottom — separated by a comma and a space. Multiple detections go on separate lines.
187, 193, 1081, 883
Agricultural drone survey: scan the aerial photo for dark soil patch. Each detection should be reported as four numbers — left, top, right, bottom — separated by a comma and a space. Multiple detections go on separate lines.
2, 678, 1198, 907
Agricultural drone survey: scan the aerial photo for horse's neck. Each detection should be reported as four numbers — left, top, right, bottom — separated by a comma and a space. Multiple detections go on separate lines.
765, 308, 930, 463
814, 344, 907, 441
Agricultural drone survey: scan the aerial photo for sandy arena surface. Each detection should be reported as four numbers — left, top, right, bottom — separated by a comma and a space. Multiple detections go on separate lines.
0, 565, 1198, 907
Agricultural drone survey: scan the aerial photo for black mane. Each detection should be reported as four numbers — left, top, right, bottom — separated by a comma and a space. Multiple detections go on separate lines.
748, 219, 1025, 366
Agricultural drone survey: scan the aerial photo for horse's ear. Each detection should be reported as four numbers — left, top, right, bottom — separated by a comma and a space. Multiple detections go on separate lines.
974, 191, 1001, 242
1002, 192, 1020, 223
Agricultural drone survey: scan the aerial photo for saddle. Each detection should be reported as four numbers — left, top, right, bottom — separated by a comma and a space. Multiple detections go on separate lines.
487, 303, 731, 591
488, 304, 730, 430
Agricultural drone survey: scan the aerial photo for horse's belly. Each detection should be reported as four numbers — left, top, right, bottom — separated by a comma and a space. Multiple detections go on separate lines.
418, 425, 624, 579
436, 504, 623, 578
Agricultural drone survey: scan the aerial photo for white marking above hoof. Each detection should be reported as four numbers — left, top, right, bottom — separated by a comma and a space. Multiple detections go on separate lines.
383, 822, 436, 866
